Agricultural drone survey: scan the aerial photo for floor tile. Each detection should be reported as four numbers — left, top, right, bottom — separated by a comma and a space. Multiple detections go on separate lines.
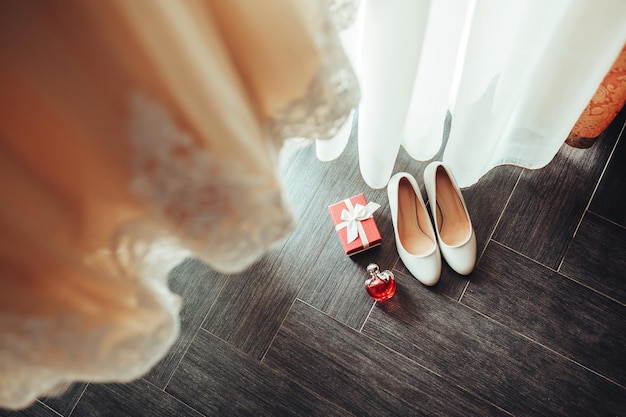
71, 379, 203, 417
589, 110, 626, 227
457, 165, 522, 257
201, 227, 332, 360
0, 402, 60, 417
41, 384, 86, 417
295, 240, 376, 330
492, 133, 618, 269
560, 212, 626, 304
462, 241, 626, 387
362, 270, 626, 417
263, 300, 509, 417
144, 258, 227, 388
166, 329, 349, 417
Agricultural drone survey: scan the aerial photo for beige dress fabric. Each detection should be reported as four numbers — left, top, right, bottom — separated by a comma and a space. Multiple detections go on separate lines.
0, 0, 358, 409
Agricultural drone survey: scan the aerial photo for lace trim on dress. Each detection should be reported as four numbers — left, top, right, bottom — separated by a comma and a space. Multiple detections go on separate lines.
329, 0, 361, 30
129, 93, 296, 273
0, 236, 186, 409
267, 1, 360, 142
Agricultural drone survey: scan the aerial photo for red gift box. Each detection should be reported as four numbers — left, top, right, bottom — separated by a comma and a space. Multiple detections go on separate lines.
328, 194, 382, 256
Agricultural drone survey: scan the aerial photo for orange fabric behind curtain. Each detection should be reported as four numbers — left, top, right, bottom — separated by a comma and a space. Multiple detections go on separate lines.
567, 45, 626, 148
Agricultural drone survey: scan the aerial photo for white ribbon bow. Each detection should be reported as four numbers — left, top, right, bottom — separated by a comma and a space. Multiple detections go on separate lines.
335, 199, 380, 247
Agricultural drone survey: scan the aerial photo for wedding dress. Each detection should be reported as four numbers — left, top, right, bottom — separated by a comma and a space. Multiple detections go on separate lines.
0, 0, 358, 409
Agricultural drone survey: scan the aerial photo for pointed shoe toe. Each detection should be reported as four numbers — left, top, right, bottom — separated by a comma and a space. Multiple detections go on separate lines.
424, 162, 477, 275
440, 229, 476, 275
388, 172, 441, 286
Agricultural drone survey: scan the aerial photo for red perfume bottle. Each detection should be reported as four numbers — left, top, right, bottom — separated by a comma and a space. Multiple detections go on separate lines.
365, 263, 396, 301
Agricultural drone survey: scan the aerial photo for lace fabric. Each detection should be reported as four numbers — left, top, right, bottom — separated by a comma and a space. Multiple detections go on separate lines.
268, 0, 360, 142
330, 0, 361, 30
129, 93, 296, 273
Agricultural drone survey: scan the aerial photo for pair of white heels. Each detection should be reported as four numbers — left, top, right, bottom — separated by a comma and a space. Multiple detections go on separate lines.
387, 162, 476, 286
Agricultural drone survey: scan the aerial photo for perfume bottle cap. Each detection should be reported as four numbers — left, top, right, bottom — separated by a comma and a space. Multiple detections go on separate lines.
366, 263, 380, 275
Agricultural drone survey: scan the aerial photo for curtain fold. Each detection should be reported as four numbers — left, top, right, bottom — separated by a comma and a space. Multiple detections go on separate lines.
321, 0, 626, 188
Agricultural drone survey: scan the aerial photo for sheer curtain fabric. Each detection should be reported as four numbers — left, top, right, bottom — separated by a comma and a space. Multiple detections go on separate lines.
321, 0, 626, 188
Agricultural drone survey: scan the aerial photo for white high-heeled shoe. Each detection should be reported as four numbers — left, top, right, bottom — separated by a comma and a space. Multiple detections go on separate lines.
387, 172, 441, 286
424, 162, 476, 275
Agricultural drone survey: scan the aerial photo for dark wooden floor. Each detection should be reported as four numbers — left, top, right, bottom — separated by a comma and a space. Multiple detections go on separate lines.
3, 109, 626, 417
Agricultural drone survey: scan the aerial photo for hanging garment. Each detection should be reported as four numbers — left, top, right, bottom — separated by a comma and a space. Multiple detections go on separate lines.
0, 0, 359, 409
319, 0, 626, 188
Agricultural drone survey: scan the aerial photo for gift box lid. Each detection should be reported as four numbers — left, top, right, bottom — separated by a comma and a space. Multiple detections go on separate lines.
328, 193, 382, 256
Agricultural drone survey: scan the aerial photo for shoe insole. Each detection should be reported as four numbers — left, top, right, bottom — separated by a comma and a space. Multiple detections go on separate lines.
435, 167, 470, 246
397, 178, 436, 255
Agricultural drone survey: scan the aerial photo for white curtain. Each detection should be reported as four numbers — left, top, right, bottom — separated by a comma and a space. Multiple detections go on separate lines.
319, 0, 626, 188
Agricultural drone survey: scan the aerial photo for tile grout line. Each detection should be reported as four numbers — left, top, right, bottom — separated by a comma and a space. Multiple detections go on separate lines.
197, 327, 257, 358
488, 238, 574, 274
259, 232, 334, 363
35, 400, 64, 417
459, 169, 523, 302
162, 275, 231, 392
140, 377, 209, 417
448, 384, 516, 417
587, 209, 626, 231
557, 267, 626, 308
556, 121, 624, 272
359, 301, 377, 333
161, 320, 207, 392
65, 383, 88, 417
240, 300, 357, 417
355, 315, 516, 416
259, 296, 301, 364
459, 301, 626, 391
292, 297, 458, 385
486, 239, 626, 307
